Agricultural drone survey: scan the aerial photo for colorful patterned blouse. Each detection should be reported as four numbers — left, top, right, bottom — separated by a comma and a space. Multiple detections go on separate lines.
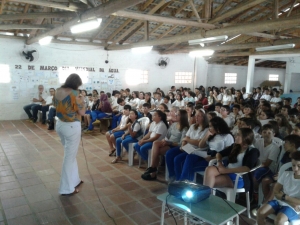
53, 89, 84, 122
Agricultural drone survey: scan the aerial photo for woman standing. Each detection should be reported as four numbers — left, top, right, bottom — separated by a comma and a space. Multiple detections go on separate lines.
54, 74, 85, 196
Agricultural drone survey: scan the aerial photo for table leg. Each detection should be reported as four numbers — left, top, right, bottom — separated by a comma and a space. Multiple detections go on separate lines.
184, 212, 187, 225
161, 202, 165, 225
236, 214, 239, 225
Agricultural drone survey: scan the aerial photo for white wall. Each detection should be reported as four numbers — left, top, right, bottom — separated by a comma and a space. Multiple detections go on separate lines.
0, 37, 207, 120
207, 64, 286, 89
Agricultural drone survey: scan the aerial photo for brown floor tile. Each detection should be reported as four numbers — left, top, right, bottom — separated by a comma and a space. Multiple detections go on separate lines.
0, 181, 20, 192
1, 196, 27, 209
119, 201, 147, 215
94, 206, 125, 222
63, 203, 90, 218
7, 215, 39, 225
15, 172, 38, 180
119, 181, 141, 192
0, 176, 16, 184
30, 199, 58, 213
4, 205, 32, 219
110, 175, 133, 184
130, 210, 160, 224
69, 212, 100, 225
108, 193, 134, 205
0, 188, 24, 200
19, 177, 43, 187
36, 208, 67, 224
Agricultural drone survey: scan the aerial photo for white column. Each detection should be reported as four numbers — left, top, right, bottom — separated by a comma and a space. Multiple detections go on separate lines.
284, 61, 291, 94
246, 56, 255, 93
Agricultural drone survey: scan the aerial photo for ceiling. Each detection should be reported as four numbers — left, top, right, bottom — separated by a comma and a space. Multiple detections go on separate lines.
0, 0, 300, 68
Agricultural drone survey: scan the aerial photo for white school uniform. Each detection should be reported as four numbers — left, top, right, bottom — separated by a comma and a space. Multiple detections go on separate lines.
149, 121, 168, 140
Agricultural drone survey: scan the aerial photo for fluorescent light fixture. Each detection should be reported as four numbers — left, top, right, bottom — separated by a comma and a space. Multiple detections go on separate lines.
294, 3, 300, 7
189, 35, 228, 45
189, 50, 214, 57
131, 46, 153, 53
278, 12, 283, 16
256, 44, 295, 52
283, 7, 290, 12
39, 36, 53, 45
70, 18, 102, 34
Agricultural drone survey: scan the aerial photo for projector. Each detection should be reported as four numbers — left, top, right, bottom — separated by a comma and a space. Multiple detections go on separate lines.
168, 181, 211, 203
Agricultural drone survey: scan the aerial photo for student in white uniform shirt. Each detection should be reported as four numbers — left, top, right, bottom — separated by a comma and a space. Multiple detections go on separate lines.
172, 94, 185, 109
220, 105, 235, 128
126, 91, 140, 110
23, 84, 47, 122
163, 96, 172, 110
154, 92, 164, 109
260, 89, 272, 102
221, 89, 233, 106
270, 91, 282, 108
106, 105, 131, 156
134, 110, 168, 161
257, 151, 300, 225
140, 92, 155, 111
31, 88, 55, 124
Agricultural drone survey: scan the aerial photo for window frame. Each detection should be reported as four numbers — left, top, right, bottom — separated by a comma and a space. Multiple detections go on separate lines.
224, 73, 237, 84
175, 72, 193, 84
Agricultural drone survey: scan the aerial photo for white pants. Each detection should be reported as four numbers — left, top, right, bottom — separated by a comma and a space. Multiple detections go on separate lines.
56, 120, 81, 194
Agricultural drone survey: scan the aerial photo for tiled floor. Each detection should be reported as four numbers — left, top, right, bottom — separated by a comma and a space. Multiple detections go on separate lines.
0, 120, 272, 225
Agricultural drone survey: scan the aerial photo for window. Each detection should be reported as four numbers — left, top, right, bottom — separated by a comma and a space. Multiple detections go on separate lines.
175, 72, 192, 84
269, 74, 279, 81
224, 73, 237, 84
125, 69, 148, 85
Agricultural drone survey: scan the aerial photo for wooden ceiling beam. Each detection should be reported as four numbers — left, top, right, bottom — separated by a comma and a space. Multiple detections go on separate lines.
106, 18, 133, 42
212, 0, 233, 19
189, 0, 201, 23
119, 23, 144, 44
274, 0, 279, 19
8, 0, 87, 12
109, 0, 167, 45
90, 16, 115, 40
106, 14, 300, 50
0, 0, 5, 14
27, 0, 145, 44
209, 0, 267, 24
245, 32, 290, 39
113, 10, 215, 29
139, 0, 154, 11
213, 48, 300, 57
0, 12, 76, 21
0, 24, 53, 29
165, 26, 191, 51
162, 37, 300, 54
175, 2, 189, 15
286, 0, 298, 17
15, 3, 30, 35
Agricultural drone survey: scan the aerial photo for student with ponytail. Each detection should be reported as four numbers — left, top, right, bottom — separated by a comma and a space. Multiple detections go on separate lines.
134, 110, 168, 161
203, 128, 260, 193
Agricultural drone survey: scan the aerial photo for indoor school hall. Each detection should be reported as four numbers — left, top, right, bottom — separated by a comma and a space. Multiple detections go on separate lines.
1, 0, 300, 225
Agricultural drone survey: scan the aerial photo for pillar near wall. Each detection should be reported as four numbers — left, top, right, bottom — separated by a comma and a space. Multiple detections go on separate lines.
246, 56, 255, 93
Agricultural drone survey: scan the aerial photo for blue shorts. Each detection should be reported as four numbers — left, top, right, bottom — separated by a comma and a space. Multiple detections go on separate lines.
268, 200, 300, 221
252, 167, 274, 182
228, 173, 244, 189
108, 130, 125, 138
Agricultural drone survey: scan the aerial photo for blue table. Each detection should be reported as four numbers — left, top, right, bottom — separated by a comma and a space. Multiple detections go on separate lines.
157, 193, 246, 225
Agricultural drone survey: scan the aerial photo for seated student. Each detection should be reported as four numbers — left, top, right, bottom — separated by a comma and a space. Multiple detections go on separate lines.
47, 106, 56, 130
257, 151, 300, 225
253, 124, 281, 191
111, 110, 142, 164
167, 106, 180, 124
268, 120, 283, 140
183, 91, 196, 104
163, 96, 172, 110
166, 108, 209, 181
242, 104, 254, 118
289, 109, 299, 129
158, 103, 168, 113
259, 135, 300, 207
168, 92, 175, 104
134, 110, 168, 161
186, 102, 196, 126
126, 91, 140, 110
154, 92, 164, 109
84, 94, 112, 133
111, 90, 120, 109
214, 102, 222, 117
106, 92, 112, 105
199, 116, 234, 157
106, 105, 131, 156
281, 105, 291, 118
83, 94, 95, 129
32, 88, 55, 124
275, 113, 293, 138
270, 91, 282, 108
204, 90, 215, 111
111, 98, 125, 129
141, 110, 189, 180
172, 94, 185, 109
23, 85, 47, 121
207, 111, 217, 121
141, 92, 155, 111
260, 89, 272, 102
292, 123, 300, 136
229, 104, 242, 123
258, 109, 273, 126
204, 128, 260, 193
220, 105, 235, 128
141, 103, 152, 122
